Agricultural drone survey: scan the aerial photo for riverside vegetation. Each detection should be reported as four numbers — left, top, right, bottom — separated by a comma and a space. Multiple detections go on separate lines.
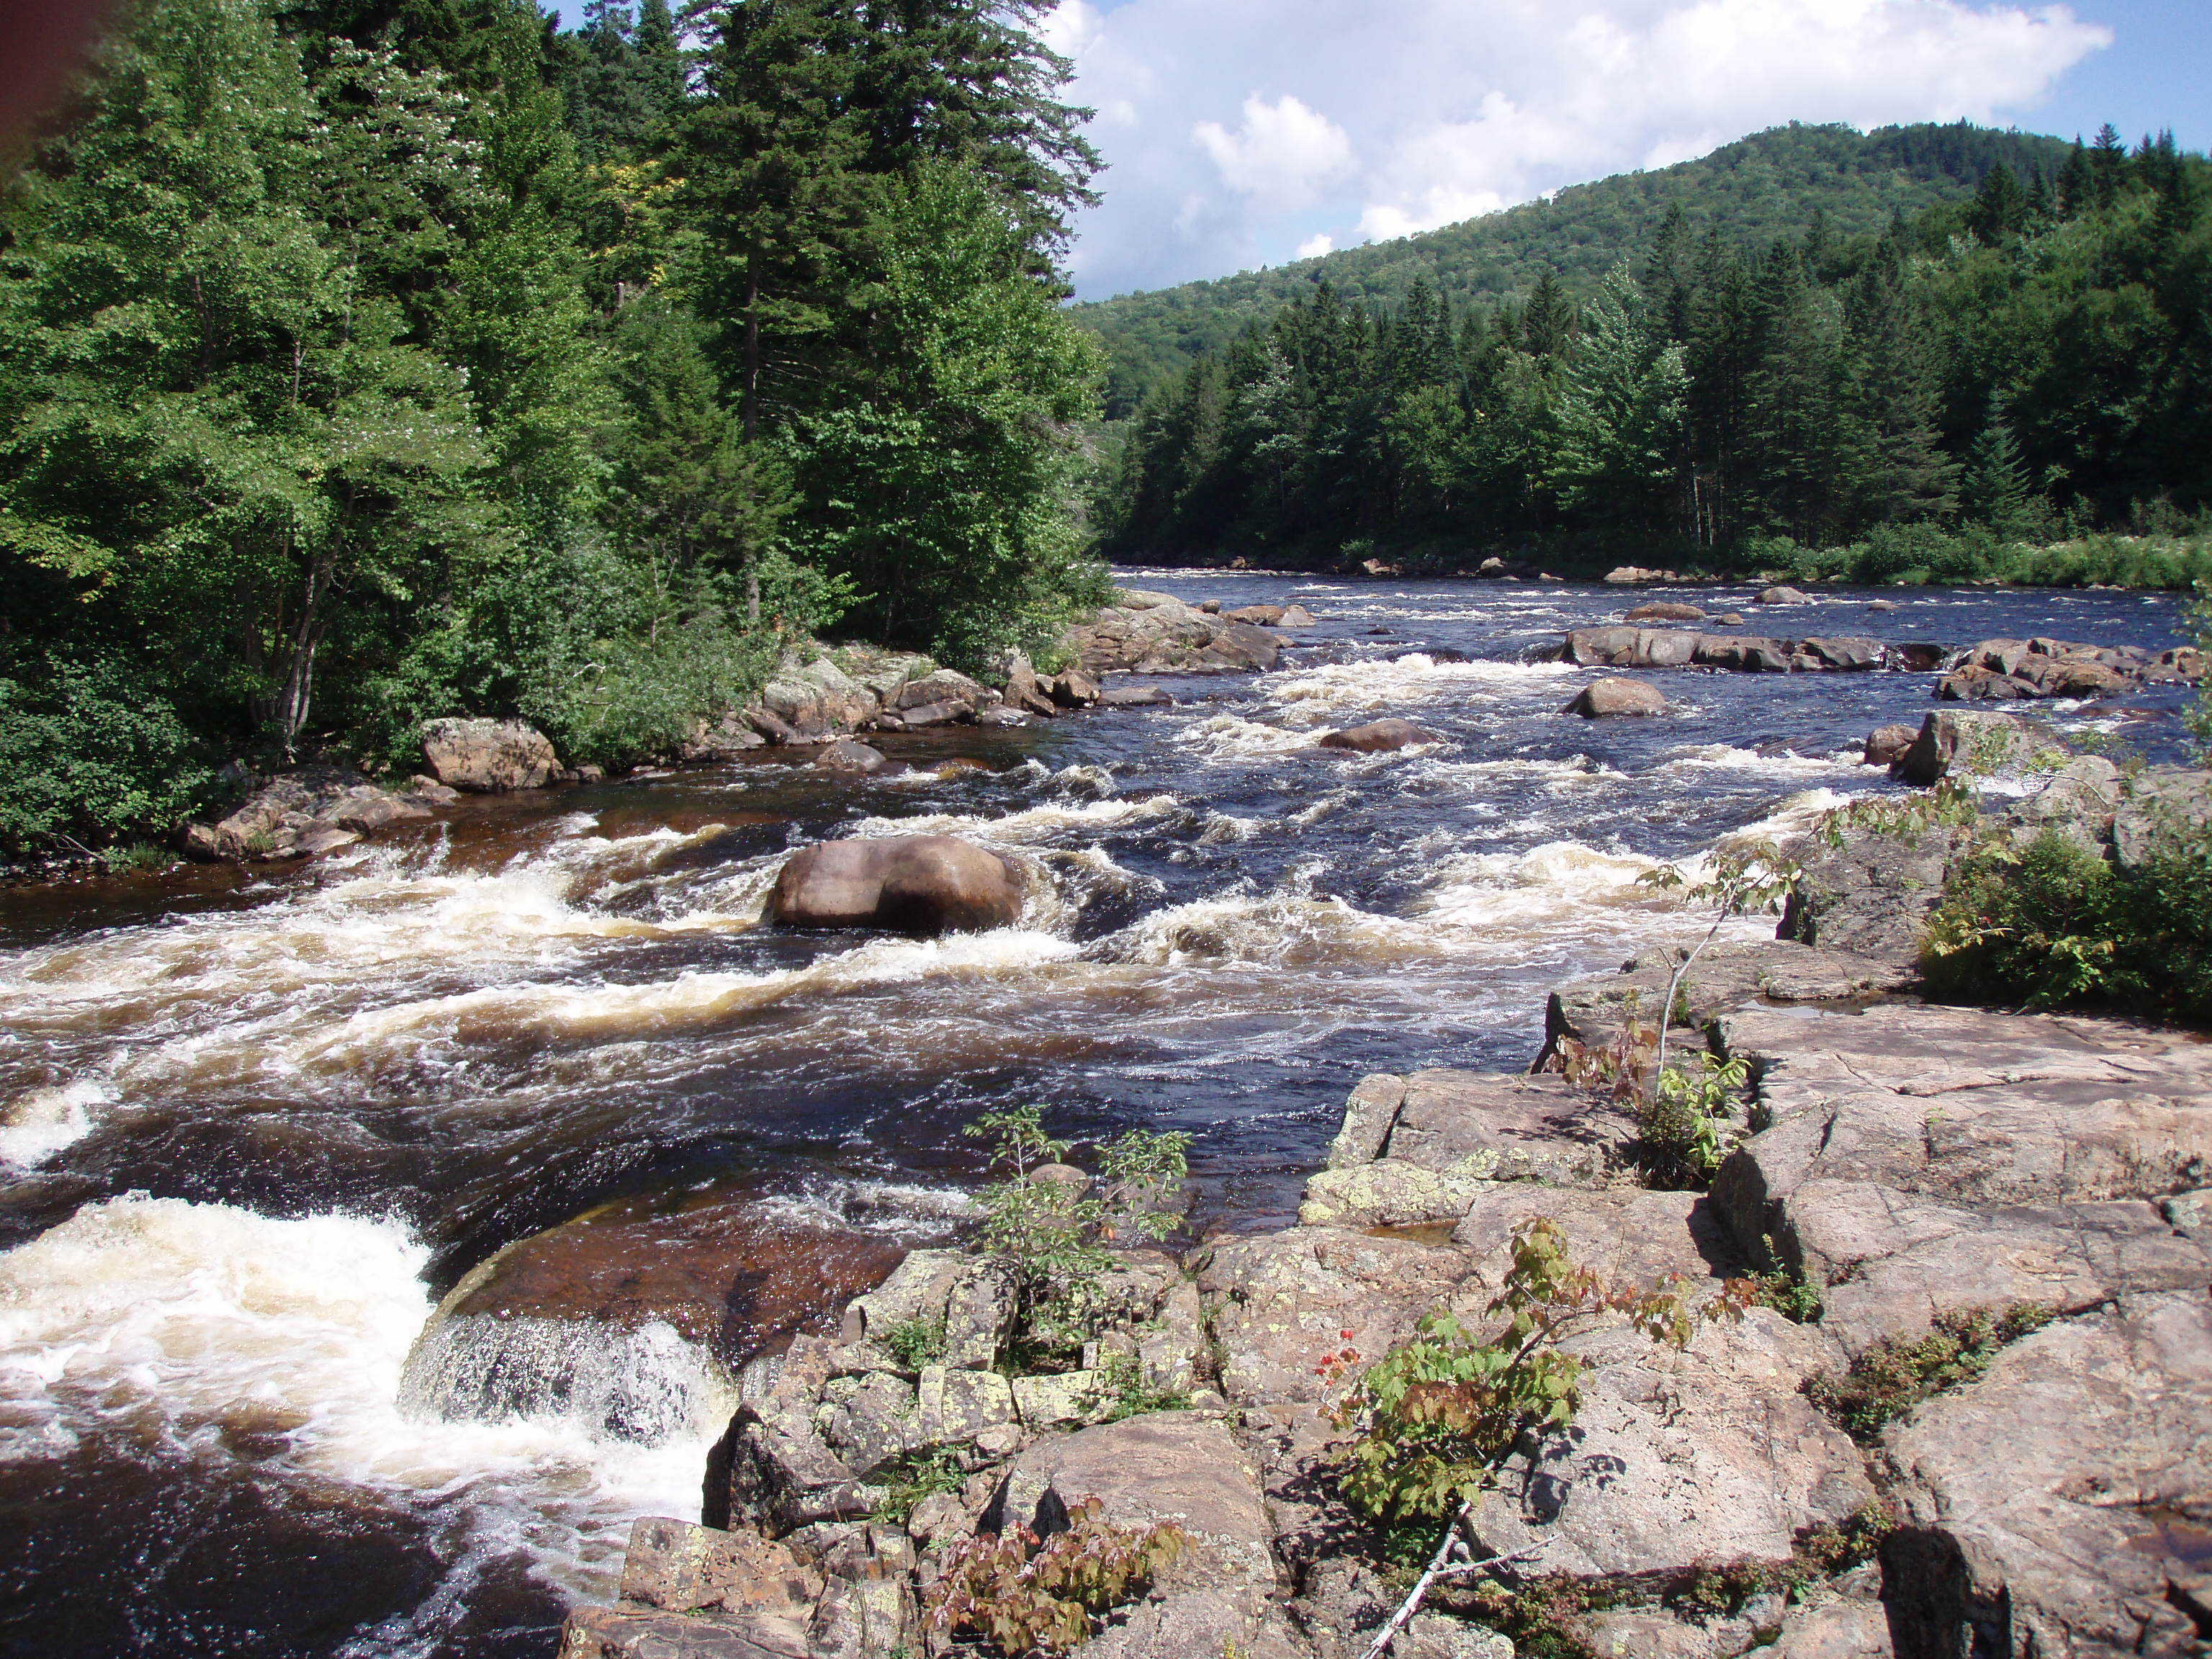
1095, 127, 2212, 582
0, 0, 1106, 855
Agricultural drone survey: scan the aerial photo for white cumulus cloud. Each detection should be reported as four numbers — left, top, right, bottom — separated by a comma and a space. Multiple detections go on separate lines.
1052, 0, 2112, 298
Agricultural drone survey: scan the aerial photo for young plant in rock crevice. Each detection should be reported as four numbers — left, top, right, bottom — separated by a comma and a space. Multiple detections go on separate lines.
962, 1106, 1191, 1366
1635, 838, 1797, 1081
922, 1496, 1187, 1657
1328, 1218, 1753, 1658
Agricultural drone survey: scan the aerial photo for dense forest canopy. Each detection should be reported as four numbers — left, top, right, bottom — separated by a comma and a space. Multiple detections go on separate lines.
1096, 128, 2212, 577
1074, 121, 2079, 421
0, 0, 1107, 852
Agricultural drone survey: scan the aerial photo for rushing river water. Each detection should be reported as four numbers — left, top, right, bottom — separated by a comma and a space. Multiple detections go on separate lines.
0, 569, 2197, 1658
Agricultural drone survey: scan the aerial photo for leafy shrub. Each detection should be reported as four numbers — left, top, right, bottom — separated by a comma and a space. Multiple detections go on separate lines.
1096, 1349, 1191, 1422
1330, 1218, 1748, 1547
962, 1107, 1192, 1366
1923, 824, 2212, 1026
922, 1497, 1186, 1657
0, 659, 217, 852
871, 1447, 965, 1525
1637, 1055, 1750, 1186
875, 1316, 949, 1372
1806, 1304, 2055, 1443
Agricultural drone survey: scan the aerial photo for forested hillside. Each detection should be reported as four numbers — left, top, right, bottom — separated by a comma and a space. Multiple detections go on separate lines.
0, 0, 1105, 855
1097, 131, 2212, 577
1079, 122, 2073, 418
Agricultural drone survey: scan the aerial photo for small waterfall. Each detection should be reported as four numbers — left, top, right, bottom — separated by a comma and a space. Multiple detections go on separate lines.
399, 1312, 737, 1445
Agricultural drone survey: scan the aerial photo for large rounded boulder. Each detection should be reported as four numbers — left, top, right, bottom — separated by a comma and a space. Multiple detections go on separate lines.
768, 835, 1022, 935
1563, 677, 1667, 718
421, 717, 559, 791
1317, 718, 1438, 752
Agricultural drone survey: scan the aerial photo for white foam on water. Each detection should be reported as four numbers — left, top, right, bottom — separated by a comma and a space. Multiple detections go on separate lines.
1658, 744, 1862, 779
0, 1079, 109, 1167
1177, 714, 1318, 759
1107, 876, 1430, 970
1260, 653, 1580, 721
842, 792, 1180, 845
118, 928, 1083, 1089
0, 1195, 708, 1602
1416, 840, 1674, 930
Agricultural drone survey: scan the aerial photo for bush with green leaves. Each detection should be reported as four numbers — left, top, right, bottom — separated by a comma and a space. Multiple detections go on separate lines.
922, 1497, 1186, 1658
1331, 1218, 1748, 1546
0, 660, 217, 853
961, 1106, 1191, 1367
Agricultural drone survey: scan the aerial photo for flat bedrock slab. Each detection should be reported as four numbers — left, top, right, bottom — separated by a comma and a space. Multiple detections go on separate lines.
1883, 1292, 2212, 1659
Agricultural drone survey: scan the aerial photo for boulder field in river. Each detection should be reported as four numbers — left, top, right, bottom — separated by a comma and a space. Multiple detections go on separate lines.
1555, 625, 2207, 700
767, 835, 1023, 935
564, 760, 2212, 1659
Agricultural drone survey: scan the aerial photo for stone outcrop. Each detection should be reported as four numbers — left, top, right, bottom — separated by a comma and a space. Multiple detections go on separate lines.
1061, 589, 1285, 675
1886, 709, 2040, 786
181, 768, 436, 862
1861, 724, 1917, 766
1936, 636, 2205, 702
421, 716, 560, 791
766, 836, 1023, 935
1625, 601, 1707, 622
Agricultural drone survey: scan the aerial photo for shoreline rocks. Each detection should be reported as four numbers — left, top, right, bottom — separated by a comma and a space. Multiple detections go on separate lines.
181, 767, 436, 863
422, 716, 560, 791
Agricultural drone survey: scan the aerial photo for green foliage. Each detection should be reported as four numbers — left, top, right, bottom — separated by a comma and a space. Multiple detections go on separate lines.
1807, 1304, 2056, 1443
1330, 1218, 1746, 1547
962, 1107, 1192, 1364
873, 1316, 949, 1373
1923, 822, 2212, 1025
1640, 1056, 1750, 1186
0, 662, 217, 853
922, 1497, 1187, 1658
0, 0, 1102, 853
1744, 1241, 1825, 1324
1095, 1349, 1192, 1423
1094, 123, 2212, 574
869, 1447, 963, 1526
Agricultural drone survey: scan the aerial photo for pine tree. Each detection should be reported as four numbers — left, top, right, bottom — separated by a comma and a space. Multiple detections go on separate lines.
1962, 410, 2033, 534
1545, 264, 1689, 531
1521, 271, 1578, 361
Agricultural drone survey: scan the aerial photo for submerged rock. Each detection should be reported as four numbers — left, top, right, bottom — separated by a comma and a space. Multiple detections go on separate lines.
421, 716, 559, 791
813, 739, 892, 777
768, 835, 1022, 935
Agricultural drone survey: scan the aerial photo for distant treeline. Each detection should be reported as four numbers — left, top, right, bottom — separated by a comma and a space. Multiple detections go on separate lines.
1095, 130, 2212, 580
0, 0, 1105, 854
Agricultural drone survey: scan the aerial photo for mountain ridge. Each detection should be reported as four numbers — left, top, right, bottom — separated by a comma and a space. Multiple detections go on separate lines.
1075, 120, 2077, 417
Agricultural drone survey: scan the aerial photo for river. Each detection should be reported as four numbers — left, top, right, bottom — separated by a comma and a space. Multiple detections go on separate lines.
0, 569, 2195, 1658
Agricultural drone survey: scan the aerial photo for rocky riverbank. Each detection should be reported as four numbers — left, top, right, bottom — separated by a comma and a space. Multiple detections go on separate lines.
554, 716, 2212, 1659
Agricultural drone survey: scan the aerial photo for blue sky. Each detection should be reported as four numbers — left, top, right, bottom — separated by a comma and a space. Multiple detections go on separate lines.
1039, 0, 2211, 297
554, 1, 2208, 299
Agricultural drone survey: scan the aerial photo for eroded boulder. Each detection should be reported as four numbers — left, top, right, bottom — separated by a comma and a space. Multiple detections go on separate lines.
421, 717, 558, 791
1316, 718, 1439, 752
767, 836, 1022, 935
1564, 677, 1667, 718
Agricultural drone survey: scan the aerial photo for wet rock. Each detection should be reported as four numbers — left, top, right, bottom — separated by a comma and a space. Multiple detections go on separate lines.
1564, 677, 1667, 717
421, 716, 559, 791
183, 770, 429, 862
1097, 683, 1173, 707
404, 775, 462, 805
767, 835, 1022, 935
1563, 626, 1701, 668
1756, 585, 1810, 604
1866, 598, 1901, 612
1048, 667, 1102, 706
1278, 604, 1318, 626
1316, 718, 1438, 752
1883, 1293, 2212, 1659
1197, 1228, 1475, 1409
1466, 1310, 1874, 1582
813, 739, 891, 776
1888, 709, 2038, 786
1799, 637, 1884, 671
994, 1413, 1280, 1590
1626, 601, 1707, 622
1861, 724, 1917, 766
1476, 557, 1511, 579
1226, 604, 1287, 625
999, 652, 1058, 717
1694, 635, 1794, 673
